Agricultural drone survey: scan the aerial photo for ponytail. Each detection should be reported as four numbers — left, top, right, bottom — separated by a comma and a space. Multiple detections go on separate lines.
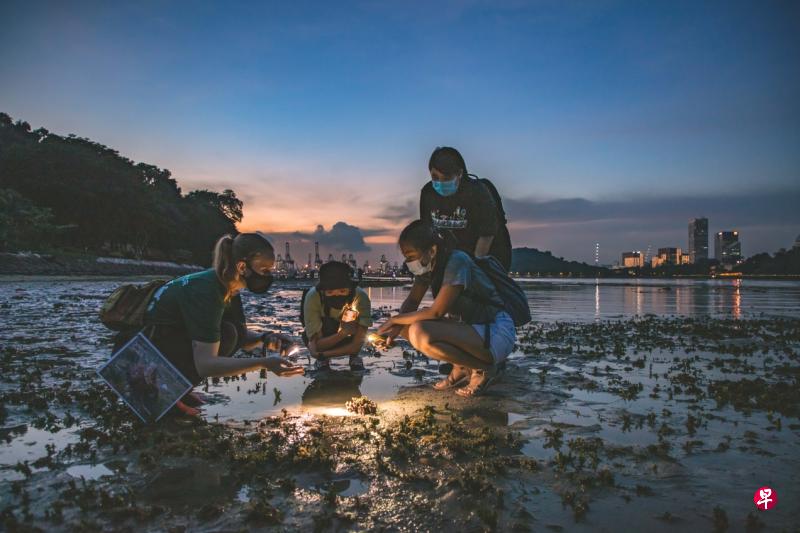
213, 232, 275, 300
213, 234, 237, 300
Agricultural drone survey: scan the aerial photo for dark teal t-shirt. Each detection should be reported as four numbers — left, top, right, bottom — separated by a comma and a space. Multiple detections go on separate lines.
145, 269, 238, 343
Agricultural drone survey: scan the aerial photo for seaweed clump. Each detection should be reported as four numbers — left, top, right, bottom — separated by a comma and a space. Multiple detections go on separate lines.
345, 396, 378, 416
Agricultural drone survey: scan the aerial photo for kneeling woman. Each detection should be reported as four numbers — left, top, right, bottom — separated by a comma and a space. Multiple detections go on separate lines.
144, 233, 304, 412
377, 220, 515, 396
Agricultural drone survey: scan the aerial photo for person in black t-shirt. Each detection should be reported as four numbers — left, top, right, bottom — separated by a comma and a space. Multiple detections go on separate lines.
419, 146, 512, 270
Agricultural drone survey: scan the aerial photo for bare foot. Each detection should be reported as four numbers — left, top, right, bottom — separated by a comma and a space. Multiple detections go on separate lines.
455, 368, 497, 397
174, 399, 201, 417
433, 365, 470, 390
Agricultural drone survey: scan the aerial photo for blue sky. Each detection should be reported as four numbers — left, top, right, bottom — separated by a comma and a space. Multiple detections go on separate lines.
1, 0, 798, 263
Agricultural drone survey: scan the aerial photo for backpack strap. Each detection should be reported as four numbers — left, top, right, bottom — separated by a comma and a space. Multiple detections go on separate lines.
468, 174, 508, 225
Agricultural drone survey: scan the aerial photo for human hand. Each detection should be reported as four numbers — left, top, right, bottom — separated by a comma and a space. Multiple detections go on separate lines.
263, 356, 305, 377
376, 317, 398, 336
263, 333, 294, 355
382, 324, 403, 345
339, 320, 359, 336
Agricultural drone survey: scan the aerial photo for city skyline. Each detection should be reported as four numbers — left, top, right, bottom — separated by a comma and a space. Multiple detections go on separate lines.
1, 1, 798, 263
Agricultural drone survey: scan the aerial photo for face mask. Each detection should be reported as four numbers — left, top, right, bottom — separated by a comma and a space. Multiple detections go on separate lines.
243, 265, 273, 294
432, 177, 459, 197
323, 290, 353, 309
406, 255, 432, 276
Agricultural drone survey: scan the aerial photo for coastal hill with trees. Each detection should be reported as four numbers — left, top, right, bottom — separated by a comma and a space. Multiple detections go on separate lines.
0, 112, 241, 266
2, 112, 796, 278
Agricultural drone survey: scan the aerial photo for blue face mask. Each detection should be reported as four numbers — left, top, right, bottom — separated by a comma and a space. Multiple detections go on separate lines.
432, 177, 459, 197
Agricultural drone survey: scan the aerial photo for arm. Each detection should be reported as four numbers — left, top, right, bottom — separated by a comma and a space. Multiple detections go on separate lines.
309, 329, 352, 353
240, 329, 264, 352
400, 277, 429, 313
378, 284, 462, 332
310, 325, 367, 357
192, 341, 280, 378
474, 235, 494, 257
472, 181, 499, 251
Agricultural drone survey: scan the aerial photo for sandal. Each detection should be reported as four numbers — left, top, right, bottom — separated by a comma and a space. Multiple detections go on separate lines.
455, 367, 498, 398
433, 365, 470, 391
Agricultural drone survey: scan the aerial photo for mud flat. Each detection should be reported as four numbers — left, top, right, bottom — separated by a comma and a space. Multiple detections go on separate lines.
1, 280, 799, 531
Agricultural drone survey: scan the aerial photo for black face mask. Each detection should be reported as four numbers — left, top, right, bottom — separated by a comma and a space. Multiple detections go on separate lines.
323, 290, 353, 309
244, 265, 273, 294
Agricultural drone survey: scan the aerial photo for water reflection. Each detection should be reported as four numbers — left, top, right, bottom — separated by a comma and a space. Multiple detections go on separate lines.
370, 278, 800, 322
301, 371, 364, 408
594, 280, 600, 318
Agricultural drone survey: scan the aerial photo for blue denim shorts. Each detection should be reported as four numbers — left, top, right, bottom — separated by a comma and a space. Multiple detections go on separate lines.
472, 311, 516, 364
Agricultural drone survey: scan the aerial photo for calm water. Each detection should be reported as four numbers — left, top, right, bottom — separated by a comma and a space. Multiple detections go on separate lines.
1, 276, 796, 427
366, 277, 800, 321
1, 277, 799, 529
1, 277, 798, 439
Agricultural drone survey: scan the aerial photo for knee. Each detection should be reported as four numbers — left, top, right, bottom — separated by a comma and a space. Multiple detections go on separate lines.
407, 322, 431, 351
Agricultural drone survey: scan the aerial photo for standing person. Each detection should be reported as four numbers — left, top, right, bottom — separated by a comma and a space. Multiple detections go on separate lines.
302, 261, 373, 371
144, 232, 304, 414
377, 220, 516, 397
420, 146, 513, 270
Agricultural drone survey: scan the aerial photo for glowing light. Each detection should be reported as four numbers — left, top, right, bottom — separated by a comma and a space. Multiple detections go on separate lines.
287, 346, 301, 357
341, 303, 359, 323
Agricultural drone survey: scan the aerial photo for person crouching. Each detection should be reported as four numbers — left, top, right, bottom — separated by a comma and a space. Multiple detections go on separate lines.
302, 261, 373, 371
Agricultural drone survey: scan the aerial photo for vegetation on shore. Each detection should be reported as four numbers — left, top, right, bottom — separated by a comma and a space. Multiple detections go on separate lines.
0, 113, 240, 265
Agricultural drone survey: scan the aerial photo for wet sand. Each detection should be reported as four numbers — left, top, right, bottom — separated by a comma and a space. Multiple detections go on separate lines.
1, 279, 799, 531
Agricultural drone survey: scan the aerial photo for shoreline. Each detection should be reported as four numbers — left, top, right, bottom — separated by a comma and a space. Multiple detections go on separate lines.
0, 274, 411, 287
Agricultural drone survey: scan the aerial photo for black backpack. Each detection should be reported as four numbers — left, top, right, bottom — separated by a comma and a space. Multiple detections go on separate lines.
469, 174, 513, 271
474, 255, 531, 327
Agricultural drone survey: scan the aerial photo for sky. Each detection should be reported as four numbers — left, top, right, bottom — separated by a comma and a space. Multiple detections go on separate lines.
1, 0, 798, 264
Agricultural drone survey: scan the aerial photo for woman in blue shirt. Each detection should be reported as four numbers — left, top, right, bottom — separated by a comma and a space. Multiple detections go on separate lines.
377, 220, 516, 397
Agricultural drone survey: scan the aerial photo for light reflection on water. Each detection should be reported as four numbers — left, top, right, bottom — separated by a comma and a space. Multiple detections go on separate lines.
366, 277, 799, 322
1, 277, 799, 452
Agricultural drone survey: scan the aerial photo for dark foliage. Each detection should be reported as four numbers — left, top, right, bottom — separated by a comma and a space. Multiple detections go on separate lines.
511, 247, 608, 276
0, 112, 242, 264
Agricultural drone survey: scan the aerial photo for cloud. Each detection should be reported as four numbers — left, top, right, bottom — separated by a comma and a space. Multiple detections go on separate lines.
268, 221, 373, 252
503, 189, 800, 228
374, 199, 417, 224
501, 188, 800, 262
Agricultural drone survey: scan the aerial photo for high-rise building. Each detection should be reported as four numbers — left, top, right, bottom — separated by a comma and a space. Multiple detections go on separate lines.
621, 251, 644, 268
652, 247, 682, 268
793, 234, 800, 250
688, 217, 709, 264
715, 231, 741, 264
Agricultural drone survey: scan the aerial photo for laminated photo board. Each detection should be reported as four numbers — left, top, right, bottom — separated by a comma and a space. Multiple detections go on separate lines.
97, 332, 192, 423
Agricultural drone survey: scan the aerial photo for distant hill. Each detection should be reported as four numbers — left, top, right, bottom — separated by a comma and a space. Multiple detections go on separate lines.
736, 247, 800, 275
0, 112, 241, 265
511, 247, 608, 276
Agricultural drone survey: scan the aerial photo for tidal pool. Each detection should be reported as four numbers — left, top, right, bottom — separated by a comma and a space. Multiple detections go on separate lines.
1, 277, 798, 531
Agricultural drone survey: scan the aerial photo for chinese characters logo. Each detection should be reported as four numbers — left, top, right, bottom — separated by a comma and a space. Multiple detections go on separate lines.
753, 487, 777, 511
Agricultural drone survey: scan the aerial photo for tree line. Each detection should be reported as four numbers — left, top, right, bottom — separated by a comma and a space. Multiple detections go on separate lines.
0, 112, 242, 265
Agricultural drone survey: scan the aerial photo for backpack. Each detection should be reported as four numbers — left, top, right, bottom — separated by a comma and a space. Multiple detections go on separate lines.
473, 255, 531, 327
469, 175, 513, 270
99, 279, 167, 331
470, 174, 507, 225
